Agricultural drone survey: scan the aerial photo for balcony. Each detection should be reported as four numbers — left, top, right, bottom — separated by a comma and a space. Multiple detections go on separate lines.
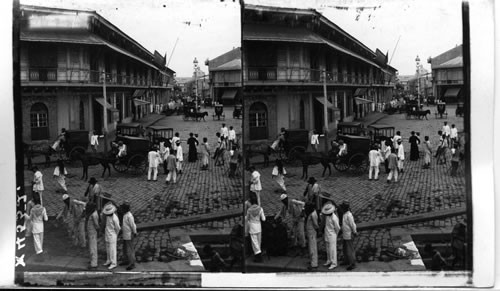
246, 66, 382, 86
435, 79, 463, 85
22, 67, 167, 88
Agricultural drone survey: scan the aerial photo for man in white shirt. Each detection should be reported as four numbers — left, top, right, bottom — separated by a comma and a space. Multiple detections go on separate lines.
310, 130, 321, 152
337, 140, 347, 157
248, 166, 262, 206
90, 130, 101, 153
147, 145, 160, 181
397, 139, 405, 173
171, 132, 180, 151
228, 126, 236, 149
176, 140, 184, 174
450, 124, 458, 146
120, 202, 137, 271
392, 131, 402, 150
117, 141, 127, 158
220, 123, 229, 148
340, 201, 357, 271
368, 144, 382, 180
442, 122, 451, 144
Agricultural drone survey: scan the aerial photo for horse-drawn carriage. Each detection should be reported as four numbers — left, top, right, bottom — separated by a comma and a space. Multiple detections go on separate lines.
213, 104, 225, 120
112, 136, 150, 174
331, 135, 371, 173
435, 102, 448, 119
337, 122, 364, 136
367, 124, 395, 145
116, 123, 145, 137
233, 104, 242, 119
147, 125, 174, 145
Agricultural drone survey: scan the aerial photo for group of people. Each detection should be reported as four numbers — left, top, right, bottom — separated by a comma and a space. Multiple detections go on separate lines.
245, 165, 358, 271
366, 121, 462, 183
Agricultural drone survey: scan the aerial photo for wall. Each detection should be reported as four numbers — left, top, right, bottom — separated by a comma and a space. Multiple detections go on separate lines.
22, 95, 58, 143
243, 94, 277, 143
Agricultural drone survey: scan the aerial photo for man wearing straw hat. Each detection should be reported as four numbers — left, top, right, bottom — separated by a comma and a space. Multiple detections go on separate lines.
102, 202, 121, 270
275, 194, 306, 251
321, 201, 340, 270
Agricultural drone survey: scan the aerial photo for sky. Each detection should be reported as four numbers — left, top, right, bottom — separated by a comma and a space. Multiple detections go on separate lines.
245, 0, 463, 75
20, 0, 241, 77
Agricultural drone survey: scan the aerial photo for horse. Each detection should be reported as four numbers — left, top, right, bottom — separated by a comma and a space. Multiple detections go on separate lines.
415, 109, 431, 120
194, 111, 209, 121
245, 144, 272, 167
71, 149, 117, 180
23, 142, 64, 169
296, 148, 338, 179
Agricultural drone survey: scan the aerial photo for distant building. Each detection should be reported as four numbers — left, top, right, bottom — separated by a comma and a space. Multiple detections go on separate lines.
429, 44, 463, 103
207, 47, 242, 105
242, 5, 397, 143
407, 68, 433, 100
20, 5, 175, 143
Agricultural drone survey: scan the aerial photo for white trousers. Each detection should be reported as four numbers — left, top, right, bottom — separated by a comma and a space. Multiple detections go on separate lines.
387, 169, 398, 182
176, 161, 183, 171
397, 159, 404, 170
148, 166, 158, 181
33, 232, 44, 254
369, 166, 379, 180
105, 239, 117, 266
324, 234, 338, 266
250, 232, 262, 255
88, 232, 98, 267
166, 170, 177, 183
307, 230, 318, 267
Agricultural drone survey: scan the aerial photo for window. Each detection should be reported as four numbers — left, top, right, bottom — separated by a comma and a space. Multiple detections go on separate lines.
249, 102, 268, 140
30, 102, 49, 140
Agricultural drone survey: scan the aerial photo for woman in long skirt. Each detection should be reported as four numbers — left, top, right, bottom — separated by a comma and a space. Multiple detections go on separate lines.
53, 159, 68, 193
187, 133, 199, 162
409, 131, 420, 161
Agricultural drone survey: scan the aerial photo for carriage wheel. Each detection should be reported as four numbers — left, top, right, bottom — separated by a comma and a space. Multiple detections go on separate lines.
67, 146, 86, 166
128, 154, 147, 175
333, 157, 349, 172
348, 153, 369, 174
287, 146, 306, 165
113, 159, 129, 173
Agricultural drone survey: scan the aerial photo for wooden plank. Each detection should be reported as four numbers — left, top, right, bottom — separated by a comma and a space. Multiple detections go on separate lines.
137, 208, 242, 231
357, 206, 466, 231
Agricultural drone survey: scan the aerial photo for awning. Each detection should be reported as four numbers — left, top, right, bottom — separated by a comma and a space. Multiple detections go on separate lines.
354, 88, 367, 96
133, 89, 145, 98
95, 98, 118, 111
444, 88, 461, 97
355, 97, 373, 105
315, 97, 334, 109
221, 90, 238, 100
133, 98, 151, 106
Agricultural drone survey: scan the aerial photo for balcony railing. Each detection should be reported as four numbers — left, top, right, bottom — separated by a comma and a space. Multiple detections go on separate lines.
23, 67, 169, 87
246, 66, 384, 85
435, 79, 463, 85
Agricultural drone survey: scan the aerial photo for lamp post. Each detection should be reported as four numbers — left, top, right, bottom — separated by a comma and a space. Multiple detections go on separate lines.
193, 57, 199, 108
415, 55, 421, 108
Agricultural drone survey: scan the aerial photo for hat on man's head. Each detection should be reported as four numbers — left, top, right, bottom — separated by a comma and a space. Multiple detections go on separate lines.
307, 177, 317, 184
102, 203, 116, 215
280, 194, 288, 201
319, 192, 336, 202
321, 202, 335, 215
62, 194, 69, 201
88, 177, 97, 184
341, 200, 350, 206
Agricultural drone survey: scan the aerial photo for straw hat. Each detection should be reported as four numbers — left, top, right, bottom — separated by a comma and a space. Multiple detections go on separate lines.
321, 202, 335, 215
319, 192, 336, 202
102, 203, 116, 215
280, 194, 288, 201
62, 194, 69, 201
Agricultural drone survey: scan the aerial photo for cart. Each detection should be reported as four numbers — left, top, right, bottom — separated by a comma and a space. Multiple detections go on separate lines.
435, 102, 448, 119
367, 124, 395, 145
112, 135, 151, 174
455, 102, 464, 117
213, 104, 225, 120
64, 130, 90, 161
233, 104, 242, 119
116, 123, 144, 137
332, 134, 371, 174
183, 103, 198, 121
147, 125, 174, 145
280, 129, 309, 163
337, 122, 364, 136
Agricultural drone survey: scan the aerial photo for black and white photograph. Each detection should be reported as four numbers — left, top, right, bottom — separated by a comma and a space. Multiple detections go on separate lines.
14, 0, 243, 284
2, 0, 497, 288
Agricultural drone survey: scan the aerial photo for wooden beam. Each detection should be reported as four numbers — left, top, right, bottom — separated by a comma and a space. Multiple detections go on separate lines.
136, 208, 242, 231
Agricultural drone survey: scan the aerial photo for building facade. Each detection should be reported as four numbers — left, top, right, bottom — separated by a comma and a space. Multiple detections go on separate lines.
20, 5, 175, 143
429, 44, 463, 103
242, 5, 396, 144
207, 47, 242, 105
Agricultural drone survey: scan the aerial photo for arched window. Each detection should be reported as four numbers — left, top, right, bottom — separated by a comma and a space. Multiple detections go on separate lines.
30, 102, 49, 140
249, 102, 268, 140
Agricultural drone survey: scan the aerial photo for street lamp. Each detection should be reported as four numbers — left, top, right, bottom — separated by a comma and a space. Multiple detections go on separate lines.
415, 55, 421, 108
193, 57, 199, 107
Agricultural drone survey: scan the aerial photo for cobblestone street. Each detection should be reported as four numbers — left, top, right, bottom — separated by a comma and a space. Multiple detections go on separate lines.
246, 104, 467, 268
24, 106, 243, 270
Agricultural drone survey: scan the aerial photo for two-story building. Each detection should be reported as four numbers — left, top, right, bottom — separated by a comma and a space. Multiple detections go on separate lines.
20, 5, 175, 143
207, 47, 242, 105
242, 5, 396, 143
429, 44, 463, 103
